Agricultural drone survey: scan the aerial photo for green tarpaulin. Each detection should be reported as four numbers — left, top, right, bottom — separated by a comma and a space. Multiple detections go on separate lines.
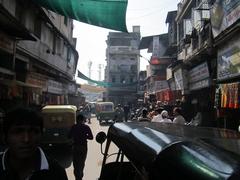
78, 70, 138, 87
32, 0, 128, 32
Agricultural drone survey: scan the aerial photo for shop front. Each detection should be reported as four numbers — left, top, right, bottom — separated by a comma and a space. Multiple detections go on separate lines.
216, 35, 240, 131
187, 62, 216, 126
44, 79, 67, 105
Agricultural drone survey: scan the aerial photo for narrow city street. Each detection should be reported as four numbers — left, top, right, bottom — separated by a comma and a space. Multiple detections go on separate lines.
66, 116, 113, 180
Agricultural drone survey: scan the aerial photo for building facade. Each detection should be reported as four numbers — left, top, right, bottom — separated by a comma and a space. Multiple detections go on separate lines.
105, 26, 141, 106
139, 33, 174, 105
0, 0, 81, 111
170, 0, 217, 124
211, 0, 240, 130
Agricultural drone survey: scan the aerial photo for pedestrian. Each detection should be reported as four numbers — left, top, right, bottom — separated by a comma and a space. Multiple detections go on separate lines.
84, 103, 91, 124
159, 110, 172, 123
114, 104, 124, 122
187, 105, 202, 126
68, 114, 93, 180
172, 107, 187, 125
138, 109, 151, 122
151, 108, 164, 122
123, 104, 130, 122
0, 107, 68, 180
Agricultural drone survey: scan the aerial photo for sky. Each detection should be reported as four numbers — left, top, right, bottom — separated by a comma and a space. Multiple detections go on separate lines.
73, 0, 179, 84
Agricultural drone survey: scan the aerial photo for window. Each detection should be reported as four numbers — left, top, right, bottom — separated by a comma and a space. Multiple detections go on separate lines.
67, 47, 71, 62
184, 19, 192, 36
64, 16, 68, 26
131, 65, 137, 72
34, 18, 41, 38
130, 76, 134, 83
111, 76, 116, 83
120, 76, 126, 84
15, 1, 24, 23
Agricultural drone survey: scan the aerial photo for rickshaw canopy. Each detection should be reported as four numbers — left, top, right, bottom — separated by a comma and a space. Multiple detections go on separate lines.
42, 105, 77, 113
103, 122, 240, 179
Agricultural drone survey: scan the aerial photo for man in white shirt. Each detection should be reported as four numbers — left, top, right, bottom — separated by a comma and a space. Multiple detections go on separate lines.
151, 108, 164, 122
159, 110, 172, 123
173, 107, 187, 125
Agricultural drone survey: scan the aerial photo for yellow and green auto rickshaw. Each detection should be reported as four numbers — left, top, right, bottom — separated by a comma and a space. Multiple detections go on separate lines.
41, 105, 77, 147
95, 102, 115, 124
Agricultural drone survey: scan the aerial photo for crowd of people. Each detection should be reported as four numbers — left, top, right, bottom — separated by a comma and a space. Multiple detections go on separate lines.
129, 101, 202, 126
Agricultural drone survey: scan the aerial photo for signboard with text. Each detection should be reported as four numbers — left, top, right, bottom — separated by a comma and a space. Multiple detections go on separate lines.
152, 36, 160, 58
211, 0, 240, 38
174, 68, 188, 91
154, 80, 169, 92
47, 80, 63, 94
188, 62, 210, 83
217, 36, 240, 81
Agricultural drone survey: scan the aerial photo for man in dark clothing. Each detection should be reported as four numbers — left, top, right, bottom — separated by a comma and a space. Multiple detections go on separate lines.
68, 114, 93, 180
0, 107, 68, 180
123, 105, 130, 122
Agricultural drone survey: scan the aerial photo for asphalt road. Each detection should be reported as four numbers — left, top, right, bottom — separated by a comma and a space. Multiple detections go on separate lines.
66, 116, 113, 180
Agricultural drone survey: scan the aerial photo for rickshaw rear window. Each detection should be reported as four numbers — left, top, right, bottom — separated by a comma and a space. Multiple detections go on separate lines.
102, 105, 113, 111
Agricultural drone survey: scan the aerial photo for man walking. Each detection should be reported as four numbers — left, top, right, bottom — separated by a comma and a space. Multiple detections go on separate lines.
68, 114, 93, 180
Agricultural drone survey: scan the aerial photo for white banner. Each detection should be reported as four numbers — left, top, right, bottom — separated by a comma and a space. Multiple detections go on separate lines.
152, 36, 160, 58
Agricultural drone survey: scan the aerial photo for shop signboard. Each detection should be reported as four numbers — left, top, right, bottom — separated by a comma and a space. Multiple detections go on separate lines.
154, 80, 169, 92
174, 68, 188, 91
169, 79, 176, 91
188, 62, 209, 83
189, 78, 211, 91
166, 68, 172, 80
152, 36, 160, 58
211, 0, 240, 38
217, 36, 240, 81
47, 80, 63, 94
26, 73, 47, 91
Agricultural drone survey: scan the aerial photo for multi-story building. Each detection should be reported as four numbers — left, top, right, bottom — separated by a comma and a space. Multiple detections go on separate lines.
139, 33, 173, 104
0, 0, 80, 110
173, 0, 216, 124
105, 26, 141, 106
211, 0, 240, 130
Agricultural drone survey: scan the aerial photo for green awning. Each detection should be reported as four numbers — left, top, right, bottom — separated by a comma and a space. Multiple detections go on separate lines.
32, 0, 128, 32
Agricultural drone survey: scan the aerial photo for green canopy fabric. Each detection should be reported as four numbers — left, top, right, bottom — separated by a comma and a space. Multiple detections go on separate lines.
78, 70, 138, 87
32, 0, 128, 32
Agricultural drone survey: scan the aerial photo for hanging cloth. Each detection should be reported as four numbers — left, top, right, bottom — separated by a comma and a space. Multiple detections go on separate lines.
32, 0, 128, 32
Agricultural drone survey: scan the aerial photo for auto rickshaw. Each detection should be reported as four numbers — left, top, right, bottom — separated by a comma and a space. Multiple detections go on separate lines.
96, 122, 240, 180
95, 102, 115, 124
41, 105, 77, 147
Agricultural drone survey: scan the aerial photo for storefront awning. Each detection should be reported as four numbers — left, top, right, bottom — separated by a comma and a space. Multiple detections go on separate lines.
32, 0, 128, 32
